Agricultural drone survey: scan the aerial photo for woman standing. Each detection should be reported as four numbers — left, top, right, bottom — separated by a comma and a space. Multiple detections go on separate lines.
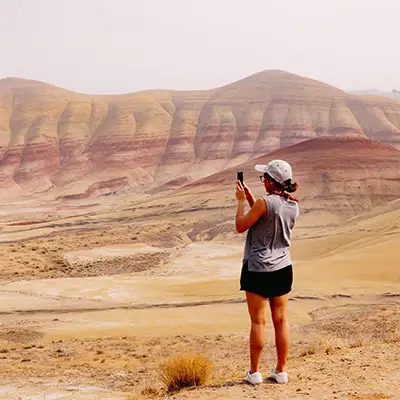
235, 159, 299, 385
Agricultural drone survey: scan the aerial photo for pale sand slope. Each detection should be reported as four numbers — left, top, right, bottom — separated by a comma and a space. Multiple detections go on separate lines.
0, 232, 398, 340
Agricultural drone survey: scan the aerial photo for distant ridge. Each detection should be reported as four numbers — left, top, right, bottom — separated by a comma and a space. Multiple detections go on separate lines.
182, 136, 400, 219
0, 70, 400, 199
348, 88, 400, 100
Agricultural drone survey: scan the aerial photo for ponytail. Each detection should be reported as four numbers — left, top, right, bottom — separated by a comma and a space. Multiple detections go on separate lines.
282, 179, 299, 193
267, 174, 299, 202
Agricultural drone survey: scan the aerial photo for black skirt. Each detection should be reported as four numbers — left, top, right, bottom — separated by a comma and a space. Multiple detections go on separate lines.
240, 260, 293, 298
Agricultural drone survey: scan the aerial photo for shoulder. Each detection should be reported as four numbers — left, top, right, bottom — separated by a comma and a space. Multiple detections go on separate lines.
253, 197, 267, 214
264, 194, 295, 214
262, 194, 278, 209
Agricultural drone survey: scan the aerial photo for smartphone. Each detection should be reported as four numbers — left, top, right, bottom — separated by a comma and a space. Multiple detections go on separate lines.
237, 171, 244, 184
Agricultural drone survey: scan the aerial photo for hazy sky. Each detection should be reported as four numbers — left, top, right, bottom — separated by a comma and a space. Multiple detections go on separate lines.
1, 0, 399, 94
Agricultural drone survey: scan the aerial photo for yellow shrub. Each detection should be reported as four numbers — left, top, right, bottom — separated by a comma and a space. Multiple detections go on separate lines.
160, 354, 213, 392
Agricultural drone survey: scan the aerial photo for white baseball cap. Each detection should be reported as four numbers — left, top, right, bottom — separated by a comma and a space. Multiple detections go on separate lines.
255, 160, 293, 184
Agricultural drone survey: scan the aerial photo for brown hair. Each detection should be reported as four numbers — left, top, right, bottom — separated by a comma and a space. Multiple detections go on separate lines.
266, 174, 299, 202
281, 179, 299, 193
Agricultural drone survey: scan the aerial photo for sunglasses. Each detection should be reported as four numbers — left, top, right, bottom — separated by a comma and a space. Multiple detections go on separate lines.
259, 175, 268, 183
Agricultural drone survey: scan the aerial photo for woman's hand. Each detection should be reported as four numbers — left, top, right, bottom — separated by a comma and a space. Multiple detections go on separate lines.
242, 182, 256, 207
236, 180, 246, 201
242, 182, 252, 196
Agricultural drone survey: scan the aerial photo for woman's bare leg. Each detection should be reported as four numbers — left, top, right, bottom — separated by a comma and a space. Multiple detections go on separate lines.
269, 294, 289, 372
246, 291, 267, 373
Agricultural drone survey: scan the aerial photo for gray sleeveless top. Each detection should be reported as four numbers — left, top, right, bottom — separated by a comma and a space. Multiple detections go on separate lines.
243, 194, 299, 272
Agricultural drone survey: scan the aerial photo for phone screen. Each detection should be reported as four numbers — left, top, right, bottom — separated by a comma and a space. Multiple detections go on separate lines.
237, 171, 243, 184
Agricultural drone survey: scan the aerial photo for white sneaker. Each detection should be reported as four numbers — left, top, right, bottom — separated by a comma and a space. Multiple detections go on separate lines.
245, 370, 263, 385
269, 368, 288, 384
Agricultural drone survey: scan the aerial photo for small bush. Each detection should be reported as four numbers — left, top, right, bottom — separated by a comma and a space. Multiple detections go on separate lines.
300, 343, 317, 357
159, 354, 213, 392
348, 338, 365, 348
140, 386, 160, 397
383, 335, 400, 344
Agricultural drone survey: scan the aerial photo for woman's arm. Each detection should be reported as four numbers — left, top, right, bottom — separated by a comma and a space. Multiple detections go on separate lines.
235, 182, 267, 233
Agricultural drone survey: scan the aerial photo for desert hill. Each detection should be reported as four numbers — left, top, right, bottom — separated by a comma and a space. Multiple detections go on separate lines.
1, 70, 400, 199
164, 136, 400, 227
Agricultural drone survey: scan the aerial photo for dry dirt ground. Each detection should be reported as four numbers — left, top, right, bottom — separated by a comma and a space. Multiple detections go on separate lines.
0, 195, 399, 399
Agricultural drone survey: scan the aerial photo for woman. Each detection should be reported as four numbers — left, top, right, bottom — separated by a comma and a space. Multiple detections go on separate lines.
235, 159, 299, 385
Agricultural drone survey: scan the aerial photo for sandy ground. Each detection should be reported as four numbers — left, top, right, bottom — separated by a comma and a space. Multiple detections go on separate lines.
0, 196, 399, 399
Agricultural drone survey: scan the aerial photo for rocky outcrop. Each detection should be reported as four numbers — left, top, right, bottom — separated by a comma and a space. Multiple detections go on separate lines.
0, 71, 399, 198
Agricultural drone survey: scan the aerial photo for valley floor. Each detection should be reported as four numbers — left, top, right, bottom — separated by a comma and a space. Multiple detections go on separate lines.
0, 199, 398, 399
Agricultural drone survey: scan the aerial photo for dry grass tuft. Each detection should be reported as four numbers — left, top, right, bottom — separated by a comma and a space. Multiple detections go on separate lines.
159, 353, 213, 392
382, 331, 400, 344
140, 386, 161, 397
298, 335, 345, 357
299, 343, 317, 357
